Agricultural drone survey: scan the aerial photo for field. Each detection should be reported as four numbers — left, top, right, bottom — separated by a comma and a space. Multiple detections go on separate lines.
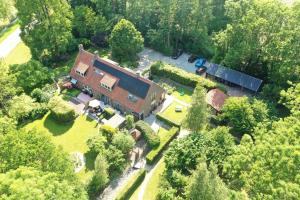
3, 42, 31, 65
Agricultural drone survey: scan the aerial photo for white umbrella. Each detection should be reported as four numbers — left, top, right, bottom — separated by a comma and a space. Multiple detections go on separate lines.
89, 99, 101, 108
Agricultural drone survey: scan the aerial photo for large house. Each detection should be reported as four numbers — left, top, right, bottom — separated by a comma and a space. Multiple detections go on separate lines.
70, 45, 165, 119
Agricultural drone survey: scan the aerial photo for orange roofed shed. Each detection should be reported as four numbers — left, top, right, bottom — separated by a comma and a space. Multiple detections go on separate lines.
206, 89, 228, 112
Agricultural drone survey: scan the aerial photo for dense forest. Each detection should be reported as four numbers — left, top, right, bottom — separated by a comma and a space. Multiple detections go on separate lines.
0, 0, 299, 199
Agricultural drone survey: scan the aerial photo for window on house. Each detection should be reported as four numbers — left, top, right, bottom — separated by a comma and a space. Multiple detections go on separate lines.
76, 70, 85, 77
128, 94, 138, 103
101, 83, 111, 91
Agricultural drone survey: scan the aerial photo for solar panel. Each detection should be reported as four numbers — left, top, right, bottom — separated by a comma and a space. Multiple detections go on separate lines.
94, 60, 150, 99
206, 64, 263, 92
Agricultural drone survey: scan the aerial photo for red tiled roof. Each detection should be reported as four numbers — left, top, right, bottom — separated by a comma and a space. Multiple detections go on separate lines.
206, 89, 228, 112
70, 49, 152, 113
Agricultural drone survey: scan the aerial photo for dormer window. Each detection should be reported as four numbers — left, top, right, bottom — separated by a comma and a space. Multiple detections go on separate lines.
76, 62, 89, 77
128, 93, 138, 103
100, 75, 117, 92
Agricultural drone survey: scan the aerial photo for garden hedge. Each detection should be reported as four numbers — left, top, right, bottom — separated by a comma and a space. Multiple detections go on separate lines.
48, 96, 76, 123
146, 127, 179, 165
115, 169, 146, 200
150, 61, 216, 89
156, 112, 181, 128
135, 120, 160, 148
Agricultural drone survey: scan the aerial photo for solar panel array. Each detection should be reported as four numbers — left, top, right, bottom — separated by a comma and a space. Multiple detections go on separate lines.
206, 64, 263, 92
94, 60, 150, 99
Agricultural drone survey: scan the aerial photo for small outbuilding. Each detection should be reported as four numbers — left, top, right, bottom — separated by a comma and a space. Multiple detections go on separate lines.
206, 89, 228, 113
102, 113, 125, 128
130, 129, 142, 141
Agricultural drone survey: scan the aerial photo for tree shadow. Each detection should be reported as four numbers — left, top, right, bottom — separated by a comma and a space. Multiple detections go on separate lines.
84, 150, 97, 171
43, 114, 74, 136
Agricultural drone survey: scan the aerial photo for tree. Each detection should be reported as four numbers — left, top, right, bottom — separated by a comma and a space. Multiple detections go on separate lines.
6, 94, 38, 122
184, 85, 207, 132
125, 114, 134, 129
112, 132, 135, 155
88, 154, 109, 197
0, 128, 74, 178
0, 116, 16, 135
99, 125, 117, 142
87, 134, 107, 155
213, 0, 300, 90
10, 60, 51, 93
187, 161, 247, 200
73, 5, 107, 38
31, 88, 51, 103
0, 0, 15, 21
0, 62, 17, 109
0, 167, 88, 200
105, 146, 126, 178
48, 96, 76, 123
220, 96, 269, 135
110, 19, 144, 62
280, 82, 300, 114
223, 114, 300, 199
15, 0, 74, 63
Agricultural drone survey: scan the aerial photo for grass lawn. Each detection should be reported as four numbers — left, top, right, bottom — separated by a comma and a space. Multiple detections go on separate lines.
61, 88, 81, 101
3, 42, 31, 65
26, 113, 99, 183
143, 159, 165, 200
0, 23, 20, 44
171, 85, 193, 104
159, 102, 188, 125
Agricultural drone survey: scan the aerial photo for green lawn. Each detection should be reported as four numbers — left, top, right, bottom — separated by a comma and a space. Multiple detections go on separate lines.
143, 159, 165, 200
26, 113, 99, 183
171, 86, 193, 104
159, 102, 188, 125
61, 88, 81, 101
0, 23, 20, 44
3, 42, 31, 65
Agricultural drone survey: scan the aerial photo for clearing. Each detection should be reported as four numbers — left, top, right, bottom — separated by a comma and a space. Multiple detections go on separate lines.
159, 102, 188, 125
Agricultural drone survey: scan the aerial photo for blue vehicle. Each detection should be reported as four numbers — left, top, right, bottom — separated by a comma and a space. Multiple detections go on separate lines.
195, 58, 206, 68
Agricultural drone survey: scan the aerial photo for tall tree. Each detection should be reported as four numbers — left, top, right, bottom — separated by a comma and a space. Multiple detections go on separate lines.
0, 62, 17, 110
15, 0, 74, 63
0, 128, 74, 178
0, 0, 15, 21
10, 60, 51, 93
110, 19, 144, 62
213, 0, 300, 89
0, 167, 87, 200
184, 85, 207, 132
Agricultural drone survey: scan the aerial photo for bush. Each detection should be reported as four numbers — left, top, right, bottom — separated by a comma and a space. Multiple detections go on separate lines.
103, 107, 115, 119
48, 96, 76, 123
115, 169, 146, 200
156, 113, 181, 128
135, 120, 160, 148
146, 127, 179, 165
99, 125, 117, 142
125, 115, 134, 130
150, 61, 216, 89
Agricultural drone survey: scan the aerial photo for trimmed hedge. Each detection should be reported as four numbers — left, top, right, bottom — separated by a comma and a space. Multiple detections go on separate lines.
156, 112, 181, 128
146, 127, 179, 165
135, 120, 160, 148
115, 169, 146, 200
48, 96, 76, 123
150, 61, 216, 89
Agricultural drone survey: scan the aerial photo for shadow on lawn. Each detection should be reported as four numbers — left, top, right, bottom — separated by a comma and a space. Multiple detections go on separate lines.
43, 114, 74, 136
84, 150, 97, 171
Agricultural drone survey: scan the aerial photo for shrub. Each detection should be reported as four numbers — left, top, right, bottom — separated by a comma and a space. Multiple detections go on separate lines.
156, 113, 181, 128
115, 169, 146, 200
135, 120, 160, 148
125, 115, 134, 130
99, 125, 117, 142
48, 96, 76, 123
31, 88, 51, 103
146, 127, 179, 165
112, 132, 135, 155
150, 61, 216, 89
103, 107, 115, 119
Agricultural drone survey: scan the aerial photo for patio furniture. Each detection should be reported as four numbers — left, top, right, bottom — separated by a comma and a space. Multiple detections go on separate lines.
89, 99, 101, 108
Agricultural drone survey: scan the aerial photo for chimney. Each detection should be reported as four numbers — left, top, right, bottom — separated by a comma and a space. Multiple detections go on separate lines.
94, 50, 99, 60
78, 44, 84, 51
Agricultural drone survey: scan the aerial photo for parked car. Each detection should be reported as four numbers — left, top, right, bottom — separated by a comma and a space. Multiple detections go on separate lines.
172, 49, 183, 59
195, 58, 206, 68
196, 66, 207, 75
188, 54, 199, 63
